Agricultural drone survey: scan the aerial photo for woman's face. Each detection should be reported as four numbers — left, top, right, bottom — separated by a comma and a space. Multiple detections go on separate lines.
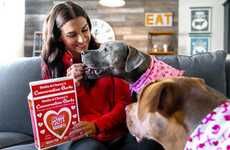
60, 16, 91, 56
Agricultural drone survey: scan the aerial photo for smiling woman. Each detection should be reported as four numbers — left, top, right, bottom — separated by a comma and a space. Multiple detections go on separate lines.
0, 0, 25, 63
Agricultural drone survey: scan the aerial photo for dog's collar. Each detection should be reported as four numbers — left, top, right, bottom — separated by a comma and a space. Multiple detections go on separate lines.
130, 56, 184, 93
185, 101, 230, 149
130, 56, 155, 93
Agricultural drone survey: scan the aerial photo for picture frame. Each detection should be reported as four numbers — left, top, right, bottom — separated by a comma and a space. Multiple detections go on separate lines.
190, 7, 212, 33
190, 34, 211, 55
33, 31, 43, 56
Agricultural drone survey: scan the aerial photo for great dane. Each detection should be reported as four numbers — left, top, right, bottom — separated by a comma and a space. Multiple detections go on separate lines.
81, 41, 229, 150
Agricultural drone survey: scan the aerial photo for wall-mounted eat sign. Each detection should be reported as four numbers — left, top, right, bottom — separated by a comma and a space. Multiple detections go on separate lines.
145, 12, 173, 27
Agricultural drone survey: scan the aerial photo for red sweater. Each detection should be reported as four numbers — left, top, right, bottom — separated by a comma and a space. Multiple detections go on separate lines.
77, 76, 131, 141
41, 52, 132, 141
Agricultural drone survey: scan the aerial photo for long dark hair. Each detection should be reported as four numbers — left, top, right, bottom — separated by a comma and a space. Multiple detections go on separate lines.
41, 1, 99, 78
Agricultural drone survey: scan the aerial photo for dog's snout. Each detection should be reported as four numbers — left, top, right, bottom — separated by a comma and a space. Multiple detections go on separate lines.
81, 50, 87, 55
125, 105, 131, 113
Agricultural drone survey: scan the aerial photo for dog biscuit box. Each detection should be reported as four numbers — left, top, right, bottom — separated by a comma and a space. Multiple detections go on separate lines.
28, 77, 80, 150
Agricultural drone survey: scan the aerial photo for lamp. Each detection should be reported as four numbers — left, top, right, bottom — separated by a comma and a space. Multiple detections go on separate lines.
99, 0, 125, 7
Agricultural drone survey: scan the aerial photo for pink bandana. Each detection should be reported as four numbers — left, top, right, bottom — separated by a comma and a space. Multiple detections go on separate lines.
185, 101, 230, 150
130, 56, 184, 93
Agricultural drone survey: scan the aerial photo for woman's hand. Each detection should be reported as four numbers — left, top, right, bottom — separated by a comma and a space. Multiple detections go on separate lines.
69, 121, 97, 141
66, 63, 85, 86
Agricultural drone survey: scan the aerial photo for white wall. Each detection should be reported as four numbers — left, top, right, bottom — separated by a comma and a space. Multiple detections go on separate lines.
0, 0, 25, 63
178, 0, 225, 55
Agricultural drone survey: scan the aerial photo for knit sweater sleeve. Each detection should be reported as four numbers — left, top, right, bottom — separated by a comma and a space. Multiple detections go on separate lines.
94, 78, 131, 132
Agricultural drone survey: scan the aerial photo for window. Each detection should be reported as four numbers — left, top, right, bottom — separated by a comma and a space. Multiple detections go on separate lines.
0, 0, 25, 63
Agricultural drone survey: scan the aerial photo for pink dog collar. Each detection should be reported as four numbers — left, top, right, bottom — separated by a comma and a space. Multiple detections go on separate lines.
130, 56, 184, 93
185, 101, 230, 150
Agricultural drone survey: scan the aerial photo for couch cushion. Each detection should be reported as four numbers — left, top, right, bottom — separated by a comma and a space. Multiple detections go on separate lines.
0, 132, 33, 149
157, 50, 227, 95
0, 57, 41, 135
2, 143, 36, 150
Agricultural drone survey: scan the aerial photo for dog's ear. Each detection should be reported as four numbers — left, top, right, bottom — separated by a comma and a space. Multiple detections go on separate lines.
125, 46, 145, 72
138, 79, 182, 120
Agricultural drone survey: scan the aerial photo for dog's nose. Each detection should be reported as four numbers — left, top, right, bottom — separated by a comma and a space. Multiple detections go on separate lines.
81, 51, 87, 55
125, 105, 130, 112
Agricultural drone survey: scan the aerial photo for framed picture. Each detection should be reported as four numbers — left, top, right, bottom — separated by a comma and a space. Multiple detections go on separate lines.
33, 31, 43, 56
190, 34, 211, 55
190, 7, 212, 33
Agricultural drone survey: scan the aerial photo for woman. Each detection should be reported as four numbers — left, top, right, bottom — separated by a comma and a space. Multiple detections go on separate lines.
41, 1, 164, 150
41, 1, 132, 150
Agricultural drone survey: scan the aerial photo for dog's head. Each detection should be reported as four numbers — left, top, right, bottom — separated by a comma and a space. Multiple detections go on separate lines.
126, 76, 217, 150
81, 41, 147, 79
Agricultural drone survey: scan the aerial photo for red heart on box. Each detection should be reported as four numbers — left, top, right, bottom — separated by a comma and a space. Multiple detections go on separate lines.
43, 107, 71, 139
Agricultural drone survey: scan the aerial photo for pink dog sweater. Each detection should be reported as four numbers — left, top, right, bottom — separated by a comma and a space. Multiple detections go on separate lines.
130, 56, 184, 93
185, 101, 230, 150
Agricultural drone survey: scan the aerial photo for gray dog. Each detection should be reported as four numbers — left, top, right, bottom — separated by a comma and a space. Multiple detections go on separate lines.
81, 41, 187, 149
81, 41, 230, 150
81, 41, 151, 83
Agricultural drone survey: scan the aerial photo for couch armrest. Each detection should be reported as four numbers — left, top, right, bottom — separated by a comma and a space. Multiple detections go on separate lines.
0, 132, 33, 149
0, 57, 41, 135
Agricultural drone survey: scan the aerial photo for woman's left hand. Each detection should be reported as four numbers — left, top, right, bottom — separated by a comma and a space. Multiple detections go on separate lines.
69, 121, 97, 141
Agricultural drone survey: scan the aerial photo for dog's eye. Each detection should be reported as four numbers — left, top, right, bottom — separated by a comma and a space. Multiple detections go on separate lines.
104, 48, 108, 52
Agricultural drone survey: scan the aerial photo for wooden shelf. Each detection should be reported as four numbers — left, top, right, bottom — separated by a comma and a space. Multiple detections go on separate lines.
148, 31, 176, 36
148, 51, 176, 56
148, 31, 177, 55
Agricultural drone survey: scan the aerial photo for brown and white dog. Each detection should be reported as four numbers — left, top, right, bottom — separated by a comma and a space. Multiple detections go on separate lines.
126, 77, 228, 150
81, 41, 230, 150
